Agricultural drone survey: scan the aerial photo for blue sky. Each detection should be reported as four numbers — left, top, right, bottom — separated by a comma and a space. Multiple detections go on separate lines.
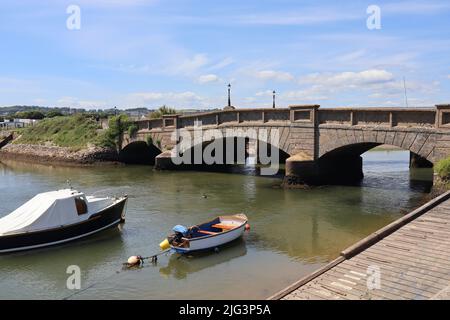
1, 0, 449, 109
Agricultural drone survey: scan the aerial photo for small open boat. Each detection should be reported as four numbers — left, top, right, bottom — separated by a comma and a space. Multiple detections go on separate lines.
161, 213, 248, 253
0, 189, 127, 253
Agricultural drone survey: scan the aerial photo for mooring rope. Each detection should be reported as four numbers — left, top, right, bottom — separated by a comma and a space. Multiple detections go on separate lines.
62, 248, 173, 300
124, 248, 172, 267
62, 269, 121, 300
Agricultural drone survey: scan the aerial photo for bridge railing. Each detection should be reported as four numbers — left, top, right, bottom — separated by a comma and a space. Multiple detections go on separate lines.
134, 104, 450, 131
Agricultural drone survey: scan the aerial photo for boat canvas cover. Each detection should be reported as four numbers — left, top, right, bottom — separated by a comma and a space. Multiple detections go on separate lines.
0, 189, 83, 236
172, 225, 189, 235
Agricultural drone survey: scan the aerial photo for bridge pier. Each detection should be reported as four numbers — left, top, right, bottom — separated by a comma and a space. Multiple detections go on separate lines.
155, 151, 176, 170
283, 153, 319, 187
283, 152, 363, 187
317, 155, 363, 184
410, 152, 433, 168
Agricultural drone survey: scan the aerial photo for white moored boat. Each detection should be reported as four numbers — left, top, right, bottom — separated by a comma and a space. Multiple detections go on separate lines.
0, 189, 127, 253
161, 213, 248, 253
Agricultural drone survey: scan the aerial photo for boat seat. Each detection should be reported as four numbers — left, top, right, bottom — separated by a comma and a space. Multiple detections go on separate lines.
212, 223, 235, 230
198, 230, 218, 235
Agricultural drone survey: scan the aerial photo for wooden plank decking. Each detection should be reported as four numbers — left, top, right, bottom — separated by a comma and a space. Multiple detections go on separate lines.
270, 191, 450, 300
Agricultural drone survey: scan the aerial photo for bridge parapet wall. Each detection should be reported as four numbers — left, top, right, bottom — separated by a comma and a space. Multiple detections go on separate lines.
318, 107, 437, 128
135, 105, 447, 131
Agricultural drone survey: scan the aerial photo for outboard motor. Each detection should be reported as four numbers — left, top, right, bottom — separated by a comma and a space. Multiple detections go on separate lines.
172, 225, 189, 243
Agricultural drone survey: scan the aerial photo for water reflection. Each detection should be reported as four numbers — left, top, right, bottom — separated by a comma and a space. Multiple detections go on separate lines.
159, 239, 247, 279
0, 228, 126, 299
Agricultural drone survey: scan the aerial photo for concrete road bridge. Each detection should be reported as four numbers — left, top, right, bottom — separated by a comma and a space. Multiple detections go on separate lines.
120, 104, 450, 184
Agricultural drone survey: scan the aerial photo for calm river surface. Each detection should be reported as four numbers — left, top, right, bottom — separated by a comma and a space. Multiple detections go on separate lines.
0, 150, 433, 299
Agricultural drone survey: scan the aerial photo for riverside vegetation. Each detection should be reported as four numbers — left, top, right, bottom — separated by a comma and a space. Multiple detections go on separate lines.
435, 157, 450, 181
14, 114, 131, 150
0, 106, 179, 165
0, 114, 133, 164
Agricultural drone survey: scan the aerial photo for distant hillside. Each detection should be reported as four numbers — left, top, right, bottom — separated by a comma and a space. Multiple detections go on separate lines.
0, 106, 85, 116
0, 105, 221, 118
0, 105, 155, 118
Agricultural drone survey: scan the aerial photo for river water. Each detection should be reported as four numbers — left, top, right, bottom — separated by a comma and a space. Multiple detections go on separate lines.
0, 150, 433, 299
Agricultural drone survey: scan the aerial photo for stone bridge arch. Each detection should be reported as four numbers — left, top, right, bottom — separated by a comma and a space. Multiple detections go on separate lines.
157, 126, 291, 169
318, 128, 437, 166
119, 132, 164, 165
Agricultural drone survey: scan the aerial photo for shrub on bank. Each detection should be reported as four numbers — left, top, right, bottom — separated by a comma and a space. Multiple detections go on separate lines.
96, 114, 132, 149
146, 135, 153, 146
14, 110, 45, 120
435, 157, 450, 180
128, 124, 138, 137
46, 110, 64, 118
148, 105, 177, 119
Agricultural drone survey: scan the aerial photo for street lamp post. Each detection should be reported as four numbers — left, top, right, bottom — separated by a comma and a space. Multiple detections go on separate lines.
227, 83, 231, 107
272, 90, 276, 109
114, 106, 117, 116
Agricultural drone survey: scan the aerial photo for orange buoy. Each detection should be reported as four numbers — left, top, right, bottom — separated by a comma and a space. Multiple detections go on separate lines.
245, 223, 250, 231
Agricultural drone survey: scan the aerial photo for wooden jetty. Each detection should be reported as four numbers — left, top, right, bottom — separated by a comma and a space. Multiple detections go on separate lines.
270, 190, 450, 300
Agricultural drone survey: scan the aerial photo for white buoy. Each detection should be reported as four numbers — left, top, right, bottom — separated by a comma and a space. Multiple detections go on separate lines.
127, 255, 141, 265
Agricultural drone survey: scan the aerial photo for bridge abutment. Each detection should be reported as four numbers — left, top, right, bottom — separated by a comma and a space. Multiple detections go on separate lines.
155, 151, 176, 170
283, 152, 363, 187
410, 152, 433, 168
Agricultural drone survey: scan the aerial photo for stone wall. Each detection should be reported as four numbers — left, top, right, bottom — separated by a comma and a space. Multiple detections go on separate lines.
0, 144, 118, 165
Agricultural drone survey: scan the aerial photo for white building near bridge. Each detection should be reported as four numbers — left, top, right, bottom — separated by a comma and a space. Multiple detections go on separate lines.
0, 118, 40, 129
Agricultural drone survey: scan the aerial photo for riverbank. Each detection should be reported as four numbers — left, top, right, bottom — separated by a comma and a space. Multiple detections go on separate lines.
0, 143, 120, 166
0, 114, 134, 166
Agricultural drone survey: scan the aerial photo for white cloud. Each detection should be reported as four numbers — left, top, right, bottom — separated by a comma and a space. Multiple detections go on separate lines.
384, 1, 450, 15
334, 49, 367, 63
208, 57, 234, 71
282, 87, 329, 102
197, 74, 220, 84
367, 79, 439, 101
74, 0, 158, 8
280, 69, 441, 106
167, 54, 209, 76
126, 91, 205, 108
447, 75, 450, 79
256, 70, 294, 82
230, 9, 360, 26
300, 69, 395, 87
255, 90, 274, 97
55, 97, 107, 109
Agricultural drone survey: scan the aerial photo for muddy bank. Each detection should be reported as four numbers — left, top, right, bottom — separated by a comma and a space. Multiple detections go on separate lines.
0, 143, 121, 166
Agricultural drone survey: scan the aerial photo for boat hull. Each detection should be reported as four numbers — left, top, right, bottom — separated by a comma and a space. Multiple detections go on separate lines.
0, 197, 127, 253
172, 223, 246, 254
